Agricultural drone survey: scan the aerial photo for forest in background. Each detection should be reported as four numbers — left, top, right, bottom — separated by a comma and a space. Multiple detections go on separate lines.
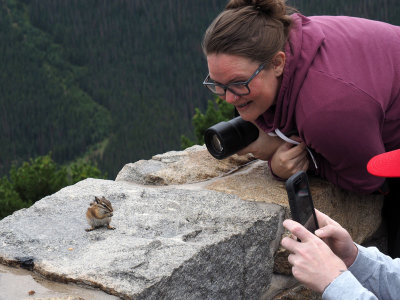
1, 0, 400, 179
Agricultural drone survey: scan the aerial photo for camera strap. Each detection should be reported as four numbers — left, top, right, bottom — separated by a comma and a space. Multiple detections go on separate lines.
269, 129, 318, 170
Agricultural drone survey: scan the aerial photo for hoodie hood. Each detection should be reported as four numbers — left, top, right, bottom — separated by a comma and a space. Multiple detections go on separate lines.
256, 13, 325, 134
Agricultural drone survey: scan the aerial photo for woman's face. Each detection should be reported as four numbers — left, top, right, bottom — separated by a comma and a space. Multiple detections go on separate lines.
206, 53, 284, 122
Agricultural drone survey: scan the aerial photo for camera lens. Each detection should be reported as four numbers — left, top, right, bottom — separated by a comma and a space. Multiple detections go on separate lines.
204, 116, 259, 159
211, 134, 223, 152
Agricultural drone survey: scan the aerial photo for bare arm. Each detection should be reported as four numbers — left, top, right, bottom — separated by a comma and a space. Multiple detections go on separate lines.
236, 125, 284, 161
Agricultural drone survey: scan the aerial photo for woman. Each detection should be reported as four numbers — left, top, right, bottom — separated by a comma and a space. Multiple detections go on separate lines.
202, 0, 400, 195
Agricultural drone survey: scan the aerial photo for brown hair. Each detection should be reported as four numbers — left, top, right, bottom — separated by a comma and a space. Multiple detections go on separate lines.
202, 0, 295, 65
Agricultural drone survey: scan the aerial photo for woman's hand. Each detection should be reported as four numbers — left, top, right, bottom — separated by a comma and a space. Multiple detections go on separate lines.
270, 136, 309, 179
237, 125, 284, 161
281, 219, 348, 293
314, 209, 358, 268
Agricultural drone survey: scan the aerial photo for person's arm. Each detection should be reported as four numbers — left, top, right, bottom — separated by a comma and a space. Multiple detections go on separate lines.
236, 123, 284, 161
311, 210, 400, 299
237, 125, 310, 178
346, 244, 400, 300
323, 245, 400, 300
281, 218, 380, 300
322, 270, 378, 300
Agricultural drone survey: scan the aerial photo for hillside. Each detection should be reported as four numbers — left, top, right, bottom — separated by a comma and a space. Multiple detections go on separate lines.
0, 0, 112, 175
1, 0, 399, 178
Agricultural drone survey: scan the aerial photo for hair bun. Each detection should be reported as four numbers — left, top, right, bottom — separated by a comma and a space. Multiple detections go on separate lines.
226, 0, 287, 19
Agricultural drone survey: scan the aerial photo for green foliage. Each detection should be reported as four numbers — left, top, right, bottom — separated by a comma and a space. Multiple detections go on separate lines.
9, 154, 68, 204
0, 0, 112, 177
68, 161, 106, 185
23, 0, 228, 178
180, 135, 196, 150
0, 153, 106, 219
0, 177, 27, 220
181, 96, 235, 148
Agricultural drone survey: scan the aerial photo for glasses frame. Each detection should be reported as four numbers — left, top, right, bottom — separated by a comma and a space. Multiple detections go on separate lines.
203, 62, 266, 96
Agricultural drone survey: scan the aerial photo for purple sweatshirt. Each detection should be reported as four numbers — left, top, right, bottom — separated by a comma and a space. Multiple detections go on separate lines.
256, 14, 400, 194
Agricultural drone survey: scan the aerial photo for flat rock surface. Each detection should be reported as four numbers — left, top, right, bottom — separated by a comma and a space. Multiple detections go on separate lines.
0, 178, 284, 299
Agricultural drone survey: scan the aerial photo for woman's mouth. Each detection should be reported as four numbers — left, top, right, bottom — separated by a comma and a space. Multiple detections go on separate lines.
236, 101, 251, 109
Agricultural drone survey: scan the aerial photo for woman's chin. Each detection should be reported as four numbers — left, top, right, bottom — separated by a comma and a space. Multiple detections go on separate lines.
237, 112, 256, 123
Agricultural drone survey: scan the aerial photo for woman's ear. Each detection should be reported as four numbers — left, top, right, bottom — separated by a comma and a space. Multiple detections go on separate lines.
272, 51, 286, 77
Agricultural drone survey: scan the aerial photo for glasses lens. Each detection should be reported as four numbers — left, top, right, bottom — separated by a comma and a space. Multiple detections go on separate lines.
206, 84, 225, 96
229, 84, 250, 96
214, 85, 226, 95
204, 77, 250, 96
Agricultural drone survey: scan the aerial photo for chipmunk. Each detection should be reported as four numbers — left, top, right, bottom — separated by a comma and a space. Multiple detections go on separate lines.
85, 196, 115, 232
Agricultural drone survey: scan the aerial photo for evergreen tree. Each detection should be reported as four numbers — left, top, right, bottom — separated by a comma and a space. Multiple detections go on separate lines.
0, 153, 106, 219
181, 96, 235, 148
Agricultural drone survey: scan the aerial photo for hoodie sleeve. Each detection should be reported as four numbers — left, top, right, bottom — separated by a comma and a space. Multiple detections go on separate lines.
323, 244, 400, 300
322, 270, 378, 300
348, 244, 400, 299
297, 69, 385, 194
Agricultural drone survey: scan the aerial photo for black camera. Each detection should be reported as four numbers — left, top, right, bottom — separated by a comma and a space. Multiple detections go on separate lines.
204, 116, 259, 159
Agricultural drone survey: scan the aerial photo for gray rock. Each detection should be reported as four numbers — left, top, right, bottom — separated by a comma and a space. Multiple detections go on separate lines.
0, 178, 284, 299
115, 159, 166, 185
115, 145, 256, 186
1, 145, 384, 299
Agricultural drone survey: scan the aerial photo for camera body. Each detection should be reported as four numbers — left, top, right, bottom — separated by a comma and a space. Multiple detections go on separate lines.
204, 116, 259, 159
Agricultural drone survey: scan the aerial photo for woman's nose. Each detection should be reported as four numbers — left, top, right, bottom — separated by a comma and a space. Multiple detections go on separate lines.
225, 90, 238, 104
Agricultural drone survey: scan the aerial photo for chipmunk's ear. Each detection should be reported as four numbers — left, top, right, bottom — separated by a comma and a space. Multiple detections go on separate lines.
94, 196, 100, 203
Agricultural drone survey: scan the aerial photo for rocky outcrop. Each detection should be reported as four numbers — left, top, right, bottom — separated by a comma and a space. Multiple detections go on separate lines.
0, 145, 383, 299
117, 145, 383, 245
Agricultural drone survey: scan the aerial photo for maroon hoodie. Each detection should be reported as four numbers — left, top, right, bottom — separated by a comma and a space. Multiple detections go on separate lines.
256, 14, 400, 194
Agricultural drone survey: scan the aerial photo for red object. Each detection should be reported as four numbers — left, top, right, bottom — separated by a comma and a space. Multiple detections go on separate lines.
367, 149, 400, 177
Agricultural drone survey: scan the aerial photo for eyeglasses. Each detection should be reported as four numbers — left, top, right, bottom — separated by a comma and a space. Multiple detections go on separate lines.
203, 62, 266, 96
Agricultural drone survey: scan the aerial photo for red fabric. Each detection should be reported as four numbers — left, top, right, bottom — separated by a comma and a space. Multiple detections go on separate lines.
367, 149, 400, 178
